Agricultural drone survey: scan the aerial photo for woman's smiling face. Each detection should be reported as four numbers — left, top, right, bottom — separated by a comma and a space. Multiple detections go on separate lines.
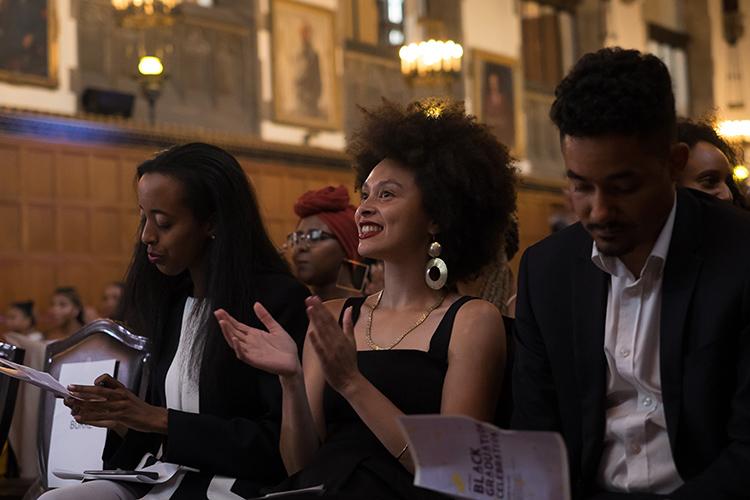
355, 159, 434, 261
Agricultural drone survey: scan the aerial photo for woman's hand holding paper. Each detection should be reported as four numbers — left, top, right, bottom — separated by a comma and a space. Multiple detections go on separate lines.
64, 374, 168, 435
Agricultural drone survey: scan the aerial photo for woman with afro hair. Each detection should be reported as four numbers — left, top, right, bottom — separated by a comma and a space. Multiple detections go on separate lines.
216, 99, 516, 498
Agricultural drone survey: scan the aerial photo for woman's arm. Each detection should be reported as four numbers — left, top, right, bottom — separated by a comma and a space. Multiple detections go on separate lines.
440, 300, 506, 419
214, 296, 339, 475
154, 280, 311, 481
138, 280, 311, 481
306, 297, 505, 473
277, 313, 336, 475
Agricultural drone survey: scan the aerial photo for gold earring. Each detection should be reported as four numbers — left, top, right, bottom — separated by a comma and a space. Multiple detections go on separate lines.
425, 237, 447, 290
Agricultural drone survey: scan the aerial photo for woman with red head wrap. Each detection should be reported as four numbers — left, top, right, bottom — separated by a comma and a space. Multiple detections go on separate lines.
290, 185, 362, 301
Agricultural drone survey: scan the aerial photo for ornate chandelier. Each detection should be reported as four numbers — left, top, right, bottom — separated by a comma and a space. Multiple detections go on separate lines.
717, 120, 750, 143
111, 0, 182, 28
399, 39, 463, 77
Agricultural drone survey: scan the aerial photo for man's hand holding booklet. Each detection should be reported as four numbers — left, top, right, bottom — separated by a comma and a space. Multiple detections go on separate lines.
398, 415, 570, 500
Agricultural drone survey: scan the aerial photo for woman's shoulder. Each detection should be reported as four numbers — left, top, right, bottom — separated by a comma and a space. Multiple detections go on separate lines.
451, 297, 504, 340
456, 296, 502, 316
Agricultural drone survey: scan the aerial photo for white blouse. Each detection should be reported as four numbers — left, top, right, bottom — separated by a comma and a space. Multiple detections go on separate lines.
164, 297, 200, 414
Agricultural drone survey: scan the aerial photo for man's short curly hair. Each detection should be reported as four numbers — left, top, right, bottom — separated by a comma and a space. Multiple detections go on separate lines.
550, 47, 676, 154
347, 99, 517, 286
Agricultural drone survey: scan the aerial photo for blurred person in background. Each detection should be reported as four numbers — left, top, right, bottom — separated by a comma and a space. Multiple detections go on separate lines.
3, 301, 43, 341
458, 216, 519, 317
100, 282, 125, 319
4, 300, 47, 479
289, 185, 364, 301
46, 287, 85, 340
677, 118, 748, 209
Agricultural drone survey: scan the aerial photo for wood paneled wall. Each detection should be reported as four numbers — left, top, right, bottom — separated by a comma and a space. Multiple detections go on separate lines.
510, 183, 569, 276
0, 135, 565, 322
0, 138, 146, 324
0, 135, 354, 322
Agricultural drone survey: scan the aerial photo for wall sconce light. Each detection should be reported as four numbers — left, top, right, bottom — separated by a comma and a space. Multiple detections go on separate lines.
734, 165, 749, 182
137, 55, 166, 125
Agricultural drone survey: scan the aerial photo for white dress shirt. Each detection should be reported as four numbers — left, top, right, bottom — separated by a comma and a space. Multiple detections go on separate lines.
592, 197, 683, 494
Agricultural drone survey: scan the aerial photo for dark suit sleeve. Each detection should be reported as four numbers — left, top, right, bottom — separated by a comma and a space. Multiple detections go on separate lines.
161, 279, 310, 481
511, 249, 562, 431
669, 284, 750, 500
103, 428, 162, 470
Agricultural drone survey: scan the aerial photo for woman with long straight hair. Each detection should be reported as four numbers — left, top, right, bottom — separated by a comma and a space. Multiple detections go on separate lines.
41, 143, 309, 500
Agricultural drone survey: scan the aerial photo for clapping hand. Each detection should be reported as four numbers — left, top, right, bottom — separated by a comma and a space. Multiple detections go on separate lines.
215, 303, 301, 377
304, 296, 360, 395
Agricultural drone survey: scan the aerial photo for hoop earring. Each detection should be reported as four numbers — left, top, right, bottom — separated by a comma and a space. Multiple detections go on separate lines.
425, 237, 448, 290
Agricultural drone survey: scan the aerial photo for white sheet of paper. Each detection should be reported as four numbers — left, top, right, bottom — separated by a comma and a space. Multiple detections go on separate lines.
47, 359, 118, 488
0, 358, 72, 399
53, 462, 181, 485
399, 414, 571, 500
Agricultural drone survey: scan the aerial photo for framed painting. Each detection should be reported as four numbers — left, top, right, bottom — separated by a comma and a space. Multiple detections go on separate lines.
0, 0, 58, 87
473, 50, 523, 156
271, 0, 341, 130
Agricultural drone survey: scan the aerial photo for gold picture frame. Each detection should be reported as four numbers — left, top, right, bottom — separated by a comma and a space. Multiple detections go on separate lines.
271, 0, 341, 130
473, 50, 524, 157
0, 0, 59, 88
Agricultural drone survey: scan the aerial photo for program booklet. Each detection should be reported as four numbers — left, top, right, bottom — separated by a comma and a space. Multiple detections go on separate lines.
53, 462, 181, 485
0, 357, 79, 399
398, 415, 571, 500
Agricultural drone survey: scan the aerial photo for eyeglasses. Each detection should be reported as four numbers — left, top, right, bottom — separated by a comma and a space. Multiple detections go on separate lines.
285, 229, 335, 249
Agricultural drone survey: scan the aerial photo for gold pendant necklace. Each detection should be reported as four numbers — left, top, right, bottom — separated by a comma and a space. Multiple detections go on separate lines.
365, 290, 447, 351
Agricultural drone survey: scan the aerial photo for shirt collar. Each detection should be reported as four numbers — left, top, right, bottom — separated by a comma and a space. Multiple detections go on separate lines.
591, 194, 677, 279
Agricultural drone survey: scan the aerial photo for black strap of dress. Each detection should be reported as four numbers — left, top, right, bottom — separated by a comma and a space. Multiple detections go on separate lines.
337, 295, 477, 362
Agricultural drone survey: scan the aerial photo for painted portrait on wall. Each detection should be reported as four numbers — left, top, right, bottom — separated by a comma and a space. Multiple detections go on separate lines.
0, 0, 58, 87
473, 50, 523, 156
272, 0, 341, 130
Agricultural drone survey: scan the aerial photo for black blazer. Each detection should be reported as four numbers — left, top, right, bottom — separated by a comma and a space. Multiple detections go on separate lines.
512, 189, 750, 500
103, 272, 310, 496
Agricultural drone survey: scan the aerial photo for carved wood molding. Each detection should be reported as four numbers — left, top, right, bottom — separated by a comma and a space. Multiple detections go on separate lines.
0, 106, 350, 168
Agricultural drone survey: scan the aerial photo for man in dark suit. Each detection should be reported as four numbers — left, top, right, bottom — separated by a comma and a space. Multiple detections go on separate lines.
512, 47, 750, 500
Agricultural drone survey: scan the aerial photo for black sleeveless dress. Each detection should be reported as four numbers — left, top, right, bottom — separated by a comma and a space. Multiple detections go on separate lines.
270, 296, 476, 499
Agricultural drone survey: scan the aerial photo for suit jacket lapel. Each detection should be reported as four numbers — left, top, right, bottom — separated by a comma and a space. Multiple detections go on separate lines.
660, 190, 703, 450
572, 248, 609, 479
